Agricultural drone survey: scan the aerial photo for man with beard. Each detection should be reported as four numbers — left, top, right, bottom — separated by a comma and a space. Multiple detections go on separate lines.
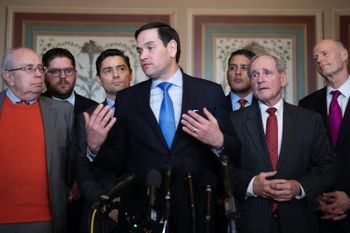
226, 49, 257, 111
42, 47, 97, 233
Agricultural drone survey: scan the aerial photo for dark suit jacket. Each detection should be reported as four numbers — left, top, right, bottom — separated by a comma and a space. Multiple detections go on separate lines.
299, 87, 350, 231
226, 92, 258, 111
76, 100, 119, 233
230, 101, 338, 233
42, 91, 97, 116
0, 91, 76, 233
93, 73, 241, 233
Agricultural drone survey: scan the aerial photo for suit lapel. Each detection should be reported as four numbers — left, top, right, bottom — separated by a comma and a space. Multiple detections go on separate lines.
337, 96, 350, 148
39, 97, 55, 179
319, 88, 328, 126
245, 104, 272, 169
277, 103, 297, 171
171, 74, 198, 151
0, 91, 5, 112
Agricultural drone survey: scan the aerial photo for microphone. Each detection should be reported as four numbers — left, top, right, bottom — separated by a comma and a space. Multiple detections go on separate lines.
91, 173, 135, 210
220, 155, 238, 219
220, 155, 238, 233
145, 169, 162, 228
203, 173, 217, 233
183, 158, 196, 233
164, 165, 172, 218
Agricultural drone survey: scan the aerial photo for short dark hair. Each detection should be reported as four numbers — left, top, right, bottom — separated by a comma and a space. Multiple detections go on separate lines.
42, 48, 76, 68
95, 49, 132, 75
227, 49, 256, 66
135, 22, 181, 63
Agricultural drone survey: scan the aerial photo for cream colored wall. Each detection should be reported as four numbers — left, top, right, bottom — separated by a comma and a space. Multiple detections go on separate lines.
0, 0, 349, 90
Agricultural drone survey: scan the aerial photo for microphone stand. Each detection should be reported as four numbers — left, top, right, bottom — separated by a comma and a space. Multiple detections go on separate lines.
221, 155, 238, 233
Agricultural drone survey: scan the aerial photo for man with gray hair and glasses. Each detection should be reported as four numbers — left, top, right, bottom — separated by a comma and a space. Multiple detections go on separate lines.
0, 47, 76, 233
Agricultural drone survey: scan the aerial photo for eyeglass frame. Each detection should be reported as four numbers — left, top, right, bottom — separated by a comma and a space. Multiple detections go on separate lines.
6, 64, 47, 75
45, 67, 76, 77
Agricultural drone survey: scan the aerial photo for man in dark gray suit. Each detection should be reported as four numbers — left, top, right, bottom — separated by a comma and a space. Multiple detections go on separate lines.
0, 48, 75, 233
299, 39, 350, 233
230, 54, 338, 233
41, 47, 97, 233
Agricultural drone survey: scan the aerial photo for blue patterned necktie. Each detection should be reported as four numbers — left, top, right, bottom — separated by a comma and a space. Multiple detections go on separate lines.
158, 82, 176, 148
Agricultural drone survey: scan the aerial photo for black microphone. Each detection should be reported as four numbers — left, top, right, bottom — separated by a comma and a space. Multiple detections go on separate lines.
164, 165, 172, 217
145, 169, 162, 226
91, 173, 136, 210
203, 173, 217, 233
220, 155, 238, 233
183, 158, 196, 233
220, 155, 238, 219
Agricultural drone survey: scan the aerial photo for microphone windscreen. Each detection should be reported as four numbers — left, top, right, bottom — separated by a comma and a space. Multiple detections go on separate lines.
182, 158, 196, 176
146, 169, 162, 189
202, 172, 217, 188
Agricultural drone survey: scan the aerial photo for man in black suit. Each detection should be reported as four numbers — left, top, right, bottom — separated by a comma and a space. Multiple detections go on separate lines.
299, 39, 350, 233
76, 49, 133, 233
41, 48, 97, 233
226, 49, 257, 110
83, 22, 240, 233
230, 54, 338, 233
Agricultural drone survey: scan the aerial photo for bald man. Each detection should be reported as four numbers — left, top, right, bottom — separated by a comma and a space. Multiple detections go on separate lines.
0, 48, 76, 233
299, 39, 350, 233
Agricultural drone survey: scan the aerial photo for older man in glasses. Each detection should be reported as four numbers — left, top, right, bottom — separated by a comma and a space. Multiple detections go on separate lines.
0, 47, 76, 233
41, 47, 97, 233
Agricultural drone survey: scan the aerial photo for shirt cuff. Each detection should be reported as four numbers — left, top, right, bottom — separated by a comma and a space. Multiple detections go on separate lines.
211, 146, 224, 157
295, 183, 306, 199
246, 176, 258, 198
86, 147, 96, 162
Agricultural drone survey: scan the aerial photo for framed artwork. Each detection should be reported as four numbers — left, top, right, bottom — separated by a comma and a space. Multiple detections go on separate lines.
6, 7, 175, 102
335, 9, 350, 71
188, 10, 322, 104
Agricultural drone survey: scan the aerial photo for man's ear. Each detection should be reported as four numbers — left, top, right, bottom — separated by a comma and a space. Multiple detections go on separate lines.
2, 71, 15, 87
168, 39, 178, 59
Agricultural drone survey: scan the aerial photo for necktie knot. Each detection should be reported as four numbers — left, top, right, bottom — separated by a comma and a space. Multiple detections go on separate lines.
266, 107, 277, 115
331, 90, 341, 99
158, 82, 172, 92
238, 99, 248, 109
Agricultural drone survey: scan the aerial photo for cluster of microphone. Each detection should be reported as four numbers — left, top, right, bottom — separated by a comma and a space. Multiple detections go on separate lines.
90, 155, 238, 233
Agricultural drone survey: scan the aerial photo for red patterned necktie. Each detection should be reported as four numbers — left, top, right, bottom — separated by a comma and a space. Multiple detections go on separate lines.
238, 99, 248, 109
328, 90, 342, 147
266, 107, 278, 169
265, 107, 278, 213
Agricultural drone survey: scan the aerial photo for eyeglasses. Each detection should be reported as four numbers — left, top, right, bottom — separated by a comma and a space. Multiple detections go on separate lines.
6, 65, 46, 75
46, 67, 76, 77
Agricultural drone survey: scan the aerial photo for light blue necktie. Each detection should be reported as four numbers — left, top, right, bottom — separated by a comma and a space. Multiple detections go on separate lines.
158, 82, 175, 148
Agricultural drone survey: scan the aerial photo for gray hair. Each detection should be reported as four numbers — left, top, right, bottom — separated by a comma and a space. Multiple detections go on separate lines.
248, 54, 286, 77
1, 48, 17, 72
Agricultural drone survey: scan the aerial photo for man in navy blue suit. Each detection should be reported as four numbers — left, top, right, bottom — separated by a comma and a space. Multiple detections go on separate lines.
83, 22, 240, 233
76, 49, 133, 233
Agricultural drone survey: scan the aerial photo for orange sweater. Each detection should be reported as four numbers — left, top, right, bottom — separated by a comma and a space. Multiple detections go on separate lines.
0, 97, 52, 223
